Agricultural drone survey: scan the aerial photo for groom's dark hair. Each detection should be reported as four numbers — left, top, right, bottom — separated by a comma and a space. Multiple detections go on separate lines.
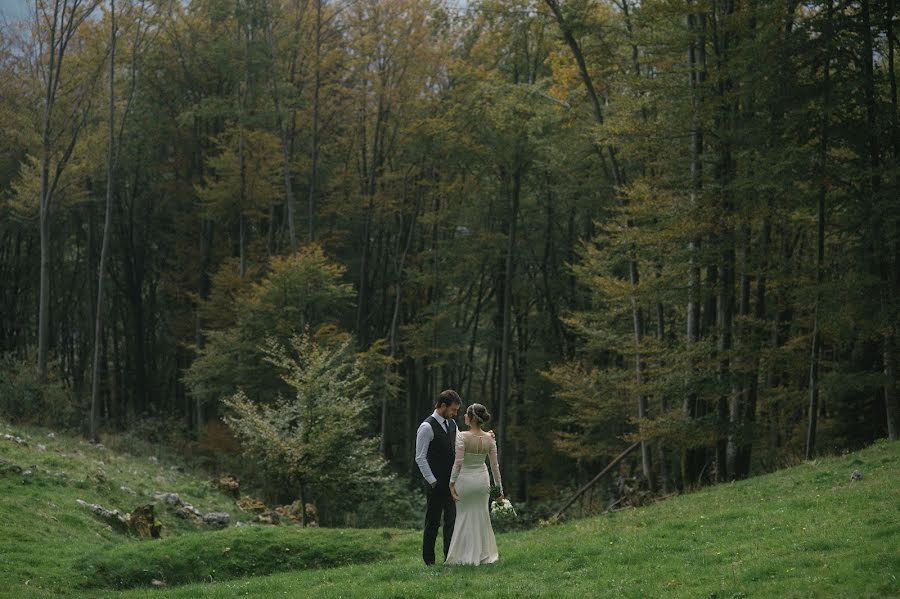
435, 389, 462, 408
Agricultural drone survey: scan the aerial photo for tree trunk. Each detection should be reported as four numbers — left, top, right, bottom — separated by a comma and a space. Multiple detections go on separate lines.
884, 335, 898, 440
888, 0, 899, 159
629, 260, 652, 488
682, 9, 707, 488
382, 197, 417, 455
39, 178, 51, 380
806, 0, 832, 460
194, 218, 214, 428
35, 0, 98, 380
308, 0, 322, 243
91, 0, 117, 440
727, 223, 751, 479
497, 167, 521, 464
656, 301, 670, 493
716, 245, 734, 483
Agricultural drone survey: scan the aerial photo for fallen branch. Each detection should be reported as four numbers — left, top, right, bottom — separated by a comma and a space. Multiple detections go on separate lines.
552, 441, 641, 522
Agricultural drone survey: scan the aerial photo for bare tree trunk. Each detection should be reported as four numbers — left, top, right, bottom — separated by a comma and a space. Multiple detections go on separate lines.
683, 8, 706, 488
629, 262, 652, 488
712, 0, 737, 484
381, 195, 417, 454
307, 0, 322, 243
237, 15, 248, 278
239, 214, 246, 277
656, 301, 670, 493
805, 0, 832, 460
885, 335, 898, 440
39, 173, 50, 380
727, 223, 750, 478
497, 167, 521, 464
356, 91, 386, 349
37, 0, 101, 379
266, 5, 300, 256
888, 0, 899, 159
194, 218, 214, 428
716, 246, 734, 483
90, 0, 117, 441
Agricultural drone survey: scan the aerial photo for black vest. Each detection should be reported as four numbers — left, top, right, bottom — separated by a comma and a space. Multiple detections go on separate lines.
426, 416, 457, 483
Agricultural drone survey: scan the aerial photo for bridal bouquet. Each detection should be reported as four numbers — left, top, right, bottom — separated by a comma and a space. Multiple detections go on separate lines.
490, 497, 517, 524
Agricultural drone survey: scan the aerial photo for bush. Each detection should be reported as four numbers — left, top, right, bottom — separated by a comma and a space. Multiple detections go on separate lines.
329, 474, 424, 529
0, 354, 82, 428
101, 416, 192, 461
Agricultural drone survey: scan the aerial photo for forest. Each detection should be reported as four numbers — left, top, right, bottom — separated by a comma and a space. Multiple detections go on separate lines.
0, 0, 897, 524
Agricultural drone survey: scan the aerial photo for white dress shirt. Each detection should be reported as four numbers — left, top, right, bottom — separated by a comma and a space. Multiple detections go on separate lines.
415, 410, 452, 485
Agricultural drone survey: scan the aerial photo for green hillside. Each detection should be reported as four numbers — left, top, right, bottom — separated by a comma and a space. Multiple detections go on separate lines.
1, 421, 897, 598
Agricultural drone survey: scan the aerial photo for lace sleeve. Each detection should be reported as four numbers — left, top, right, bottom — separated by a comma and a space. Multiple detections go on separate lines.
488, 435, 502, 494
450, 433, 465, 484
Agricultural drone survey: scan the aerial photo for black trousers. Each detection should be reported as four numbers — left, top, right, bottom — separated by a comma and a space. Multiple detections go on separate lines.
422, 481, 456, 565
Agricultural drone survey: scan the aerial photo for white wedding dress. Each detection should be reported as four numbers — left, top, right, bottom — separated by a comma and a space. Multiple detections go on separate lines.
445, 431, 502, 565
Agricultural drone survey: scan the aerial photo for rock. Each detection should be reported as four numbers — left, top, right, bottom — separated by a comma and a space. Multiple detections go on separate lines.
3, 433, 27, 446
235, 495, 267, 514
94, 470, 107, 483
151, 579, 166, 588
47, 432, 56, 439
120, 486, 136, 495
203, 512, 230, 527
274, 501, 304, 524
850, 470, 863, 482
217, 475, 240, 497
37, 444, 46, 452
148, 456, 159, 464
77, 499, 128, 533
154, 492, 202, 519
255, 510, 281, 525
173, 506, 197, 519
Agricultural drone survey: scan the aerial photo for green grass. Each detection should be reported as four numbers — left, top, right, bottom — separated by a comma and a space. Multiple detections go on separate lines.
1, 419, 898, 598
78, 526, 413, 590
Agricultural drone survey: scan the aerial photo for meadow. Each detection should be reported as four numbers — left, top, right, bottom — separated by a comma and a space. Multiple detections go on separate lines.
1, 421, 897, 598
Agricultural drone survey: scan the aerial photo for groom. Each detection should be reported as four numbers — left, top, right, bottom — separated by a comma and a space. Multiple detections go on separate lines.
414, 389, 461, 565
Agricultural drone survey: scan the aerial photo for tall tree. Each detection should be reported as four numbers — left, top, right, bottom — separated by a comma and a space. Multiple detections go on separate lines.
33, 0, 102, 380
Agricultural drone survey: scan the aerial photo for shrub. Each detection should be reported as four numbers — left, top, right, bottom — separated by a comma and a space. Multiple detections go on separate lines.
0, 354, 82, 428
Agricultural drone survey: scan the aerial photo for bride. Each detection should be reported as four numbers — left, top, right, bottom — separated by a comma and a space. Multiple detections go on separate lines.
446, 403, 504, 565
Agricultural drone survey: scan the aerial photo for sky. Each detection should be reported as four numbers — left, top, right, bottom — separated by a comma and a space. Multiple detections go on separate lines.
0, 0, 28, 22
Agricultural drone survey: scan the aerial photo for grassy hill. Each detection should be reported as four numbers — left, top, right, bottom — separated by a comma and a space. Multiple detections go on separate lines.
1, 419, 897, 598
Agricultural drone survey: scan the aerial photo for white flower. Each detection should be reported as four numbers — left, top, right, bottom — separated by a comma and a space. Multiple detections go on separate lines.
490, 498, 517, 521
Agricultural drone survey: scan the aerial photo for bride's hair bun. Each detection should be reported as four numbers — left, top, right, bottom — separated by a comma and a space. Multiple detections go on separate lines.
467, 403, 491, 425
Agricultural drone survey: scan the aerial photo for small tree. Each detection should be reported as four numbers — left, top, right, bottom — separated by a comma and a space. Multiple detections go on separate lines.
223, 333, 388, 524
